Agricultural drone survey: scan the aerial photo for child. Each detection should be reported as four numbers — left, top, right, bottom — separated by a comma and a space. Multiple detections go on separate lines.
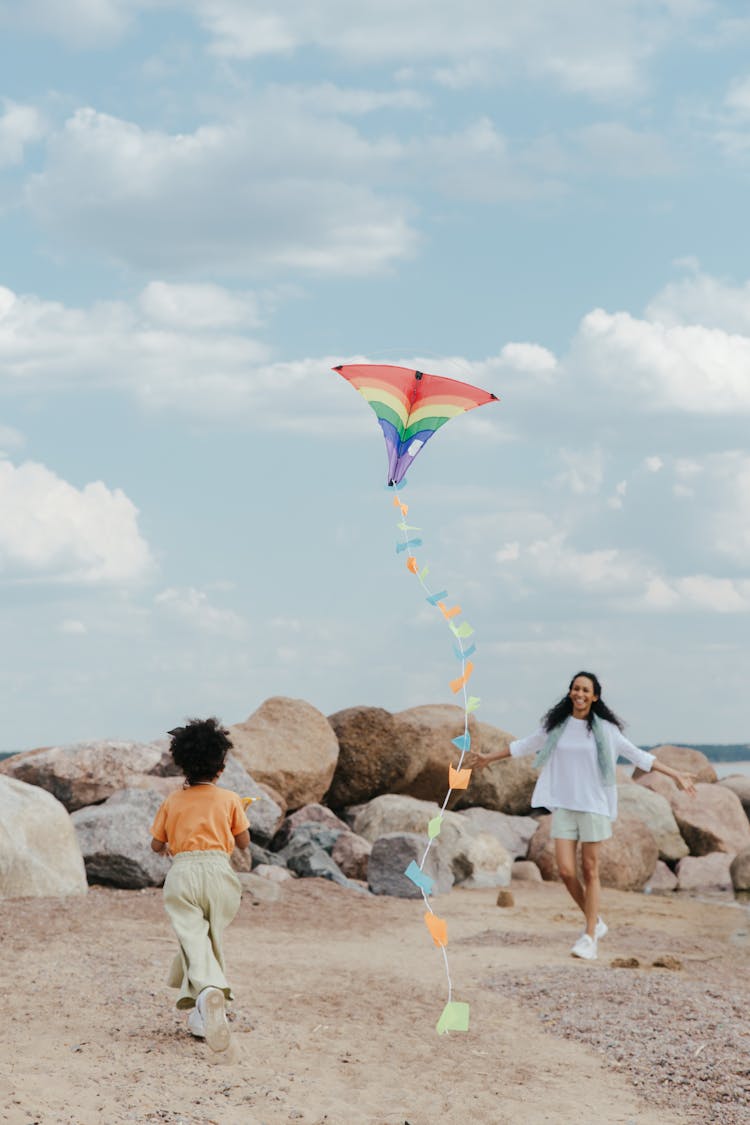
150, 717, 250, 1051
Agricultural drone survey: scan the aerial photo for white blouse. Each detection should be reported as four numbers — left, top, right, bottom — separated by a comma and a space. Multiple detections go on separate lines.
510, 716, 656, 818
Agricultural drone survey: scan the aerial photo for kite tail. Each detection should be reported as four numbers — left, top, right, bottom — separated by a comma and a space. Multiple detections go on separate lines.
393, 484, 474, 1037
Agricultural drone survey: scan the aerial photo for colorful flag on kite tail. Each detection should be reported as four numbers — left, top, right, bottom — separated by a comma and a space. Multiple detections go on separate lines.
333, 362, 500, 1035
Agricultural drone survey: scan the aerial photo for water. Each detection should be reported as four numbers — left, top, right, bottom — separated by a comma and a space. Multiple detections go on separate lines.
714, 762, 750, 778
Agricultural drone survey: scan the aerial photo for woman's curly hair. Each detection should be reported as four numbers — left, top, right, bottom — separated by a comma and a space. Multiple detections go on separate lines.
168, 717, 233, 785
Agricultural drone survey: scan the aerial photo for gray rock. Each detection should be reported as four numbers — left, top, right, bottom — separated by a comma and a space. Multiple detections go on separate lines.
270, 803, 350, 850
71, 788, 171, 888
274, 822, 343, 854
250, 842, 287, 869
0, 739, 168, 812
718, 775, 750, 820
457, 807, 538, 859
217, 754, 284, 844
367, 832, 453, 897
0, 776, 88, 900
278, 835, 356, 889
616, 783, 688, 863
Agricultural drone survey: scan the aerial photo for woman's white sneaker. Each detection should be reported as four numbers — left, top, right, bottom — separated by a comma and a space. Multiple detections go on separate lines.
571, 933, 598, 960
595, 917, 608, 940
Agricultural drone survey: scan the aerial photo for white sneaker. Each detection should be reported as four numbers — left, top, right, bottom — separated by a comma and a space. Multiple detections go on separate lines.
197, 987, 230, 1053
187, 1006, 206, 1039
595, 917, 608, 941
571, 933, 598, 960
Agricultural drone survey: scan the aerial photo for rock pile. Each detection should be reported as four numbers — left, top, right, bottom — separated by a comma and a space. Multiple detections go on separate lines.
1, 699, 748, 903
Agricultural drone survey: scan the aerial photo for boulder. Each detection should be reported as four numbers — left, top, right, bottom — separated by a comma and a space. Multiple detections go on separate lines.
511, 860, 543, 883
676, 853, 734, 893
250, 842, 287, 869
730, 847, 750, 891
217, 755, 284, 844
277, 835, 362, 890
331, 832, 371, 881
645, 860, 678, 893
718, 775, 750, 819
276, 822, 343, 854
237, 871, 283, 903
388, 704, 481, 803
616, 784, 688, 862
528, 813, 658, 891
671, 783, 750, 856
633, 745, 717, 784
457, 807, 538, 859
270, 803, 350, 850
348, 794, 510, 887
228, 697, 339, 811
253, 864, 295, 884
326, 706, 414, 807
0, 739, 169, 812
0, 776, 88, 899
71, 788, 171, 888
367, 832, 453, 897
633, 771, 680, 802
452, 753, 539, 816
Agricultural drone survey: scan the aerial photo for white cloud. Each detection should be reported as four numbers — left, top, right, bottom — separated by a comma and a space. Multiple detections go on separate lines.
0, 101, 46, 168
59, 619, 87, 634
572, 122, 675, 177
645, 455, 664, 472
556, 447, 604, 495
0, 423, 24, 456
0, 0, 138, 47
138, 281, 260, 330
25, 106, 417, 276
575, 307, 750, 413
190, 0, 693, 98
646, 268, 750, 333
155, 586, 246, 635
0, 459, 153, 583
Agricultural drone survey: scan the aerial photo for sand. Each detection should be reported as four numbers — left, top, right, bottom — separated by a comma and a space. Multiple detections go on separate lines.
1, 878, 748, 1125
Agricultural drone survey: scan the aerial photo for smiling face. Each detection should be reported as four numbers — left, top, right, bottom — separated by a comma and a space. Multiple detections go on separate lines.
569, 675, 599, 719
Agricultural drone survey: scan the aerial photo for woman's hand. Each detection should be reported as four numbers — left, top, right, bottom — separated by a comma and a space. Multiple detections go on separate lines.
674, 771, 698, 796
464, 750, 498, 771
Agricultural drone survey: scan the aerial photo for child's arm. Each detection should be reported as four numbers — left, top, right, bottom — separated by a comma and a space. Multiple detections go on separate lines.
234, 829, 250, 851
151, 836, 169, 854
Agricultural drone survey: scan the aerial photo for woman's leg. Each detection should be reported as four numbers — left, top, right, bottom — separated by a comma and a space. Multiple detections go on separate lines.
554, 837, 586, 917
580, 841, 602, 939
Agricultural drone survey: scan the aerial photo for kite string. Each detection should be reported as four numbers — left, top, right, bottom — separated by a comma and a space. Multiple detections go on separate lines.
392, 484, 475, 1010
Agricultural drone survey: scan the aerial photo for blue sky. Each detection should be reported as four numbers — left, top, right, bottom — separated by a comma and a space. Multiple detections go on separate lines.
2, 0, 750, 751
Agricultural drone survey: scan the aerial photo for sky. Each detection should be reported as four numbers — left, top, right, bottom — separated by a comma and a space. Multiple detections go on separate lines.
2, 0, 750, 751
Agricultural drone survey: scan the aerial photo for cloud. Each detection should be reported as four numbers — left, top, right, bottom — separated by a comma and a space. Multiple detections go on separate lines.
0, 459, 153, 583
189, 0, 696, 98
0, 101, 46, 168
645, 267, 750, 334
154, 586, 246, 635
25, 106, 417, 277
0, 0, 138, 47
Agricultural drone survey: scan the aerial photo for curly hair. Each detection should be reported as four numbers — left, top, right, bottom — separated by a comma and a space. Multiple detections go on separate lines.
167, 717, 233, 785
542, 670, 625, 733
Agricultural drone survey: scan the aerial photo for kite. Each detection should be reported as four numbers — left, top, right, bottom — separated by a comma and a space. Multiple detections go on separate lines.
333, 362, 499, 1035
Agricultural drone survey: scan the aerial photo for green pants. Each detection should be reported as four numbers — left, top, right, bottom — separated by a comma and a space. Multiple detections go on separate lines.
163, 850, 242, 1010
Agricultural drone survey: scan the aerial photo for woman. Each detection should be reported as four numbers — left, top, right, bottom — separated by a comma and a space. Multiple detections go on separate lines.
464, 671, 696, 960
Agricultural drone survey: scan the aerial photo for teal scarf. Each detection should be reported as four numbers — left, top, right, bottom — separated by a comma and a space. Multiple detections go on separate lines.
533, 713, 615, 786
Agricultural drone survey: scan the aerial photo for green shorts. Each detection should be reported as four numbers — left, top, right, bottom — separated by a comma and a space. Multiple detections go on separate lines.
551, 808, 612, 843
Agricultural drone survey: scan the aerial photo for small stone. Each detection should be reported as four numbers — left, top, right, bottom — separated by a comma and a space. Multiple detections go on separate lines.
610, 957, 640, 969
496, 889, 514, 907
652, 954, 682, 971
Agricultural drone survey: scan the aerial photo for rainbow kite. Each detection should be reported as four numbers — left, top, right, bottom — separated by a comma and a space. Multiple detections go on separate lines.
333, 362, 499, 1035
333, 364, 498, 486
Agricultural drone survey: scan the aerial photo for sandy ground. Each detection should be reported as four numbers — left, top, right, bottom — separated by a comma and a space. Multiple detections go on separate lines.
1, 877, 748, 1125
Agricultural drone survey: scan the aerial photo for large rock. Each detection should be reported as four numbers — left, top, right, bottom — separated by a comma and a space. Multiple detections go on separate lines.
452, 750, 539, 816
457, 807, 538, 860
71, 788, 171, 888
730, 847, 750, 891
645, 860, 678, 893
229, 697, 339, 811
348, 794, 510, 886
633, 745, 717, 784
0, 776, 88, 899
388, 704, 481, 802
331, 832, 371, 881
326, 706, 414, 807
277, 835, 361, 890
633, 771, 680, 802
676, 853, 734, 892
718, 775, 750, 819
367, 832, 453, 897
270, 803, 350, 850
0, 739, 169, 812
217, 754, 284, 845
616, 784, 688, 863
671, 783, 750, 856
528, 813, 658, 891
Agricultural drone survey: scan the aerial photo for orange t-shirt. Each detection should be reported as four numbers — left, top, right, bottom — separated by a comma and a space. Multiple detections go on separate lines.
151, 785, 250, 855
